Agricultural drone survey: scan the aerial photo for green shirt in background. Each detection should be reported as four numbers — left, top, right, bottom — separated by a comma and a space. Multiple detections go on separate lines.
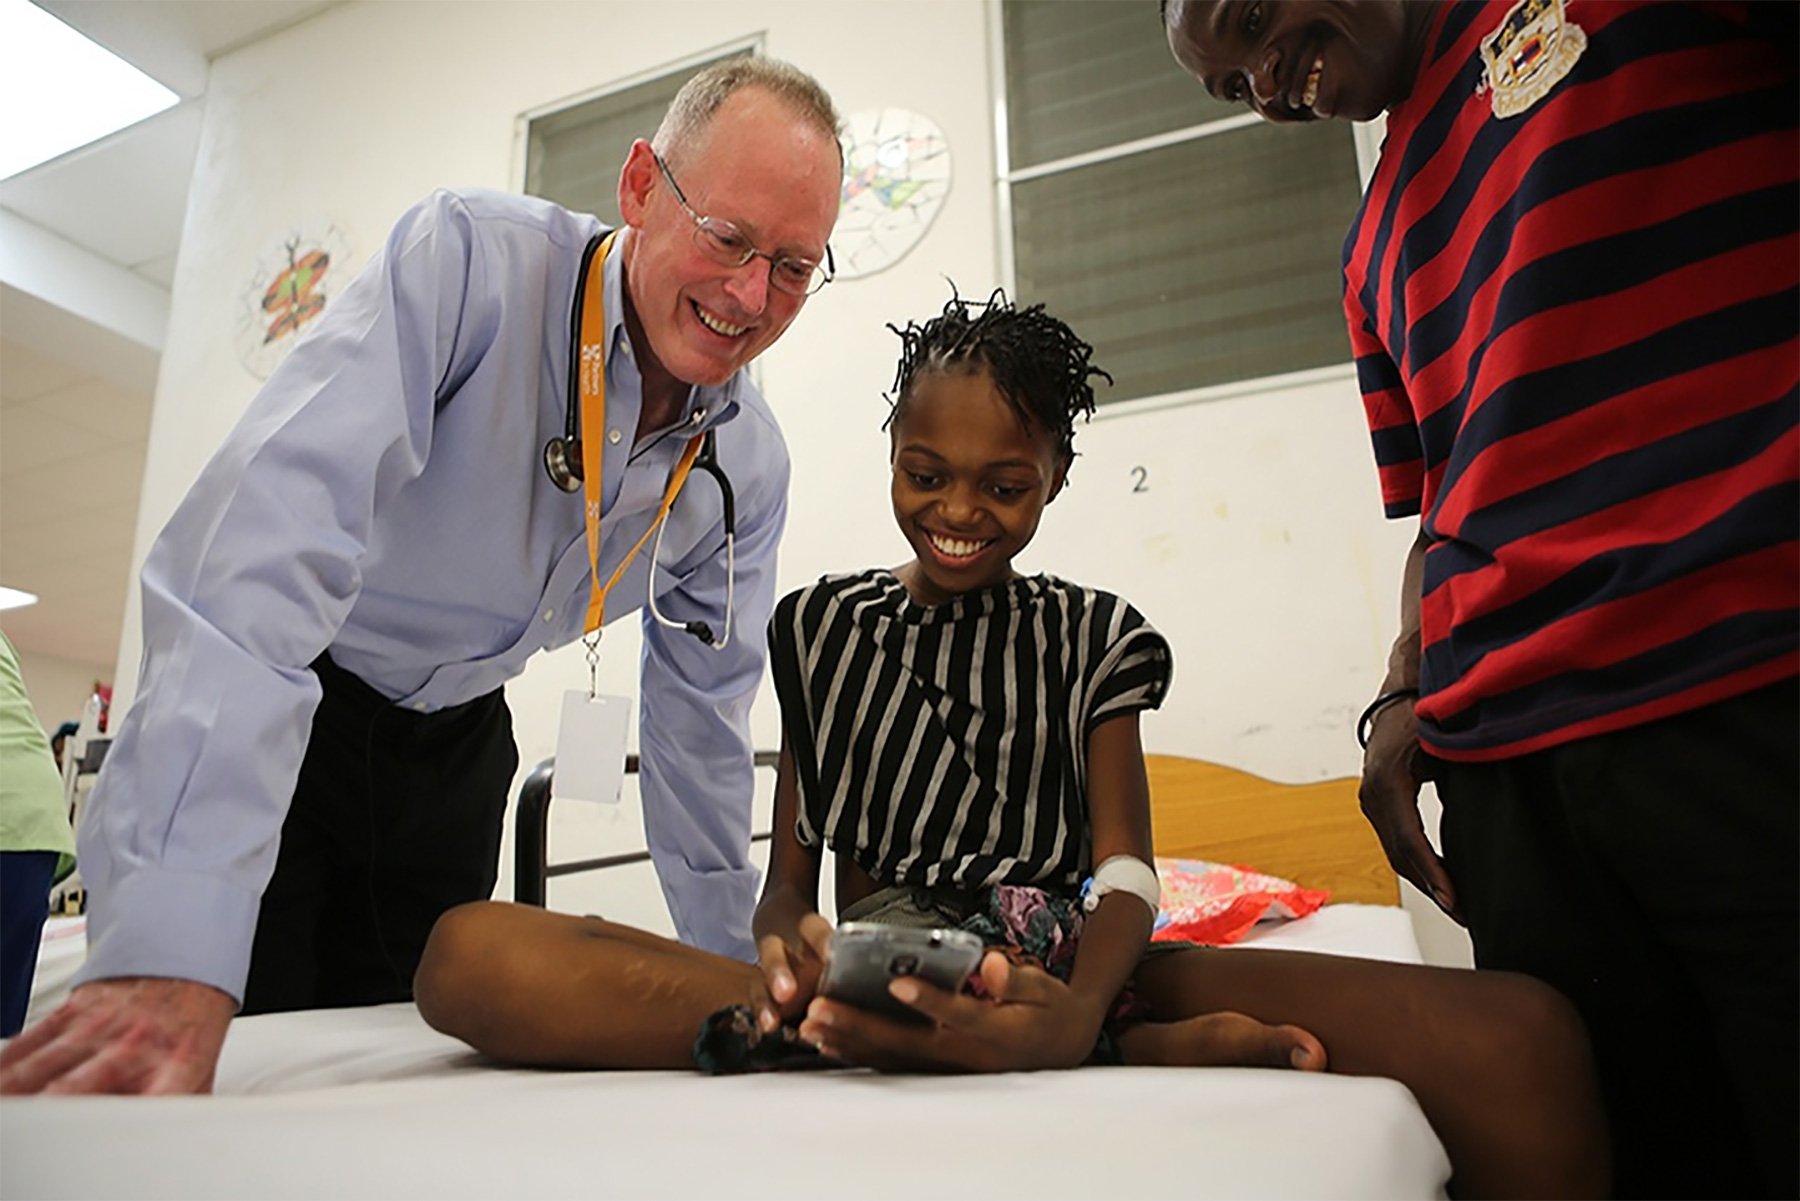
1, 632, 77, 880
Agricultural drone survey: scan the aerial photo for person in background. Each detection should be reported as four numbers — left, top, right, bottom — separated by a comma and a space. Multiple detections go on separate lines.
0, 55, 843, 1095
48, 722, 79, 775
0, 633, 77, 1038
1164, 1, 1797, 1195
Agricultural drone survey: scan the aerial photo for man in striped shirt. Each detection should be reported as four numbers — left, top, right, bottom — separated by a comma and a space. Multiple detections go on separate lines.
1166, 2, 1797, 1195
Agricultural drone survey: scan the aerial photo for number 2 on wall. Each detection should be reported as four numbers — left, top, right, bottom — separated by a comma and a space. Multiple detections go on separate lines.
1129, 466, 1149, 493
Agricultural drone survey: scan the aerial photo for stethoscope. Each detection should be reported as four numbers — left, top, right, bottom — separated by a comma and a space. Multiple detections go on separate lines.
544, 232, 736, 650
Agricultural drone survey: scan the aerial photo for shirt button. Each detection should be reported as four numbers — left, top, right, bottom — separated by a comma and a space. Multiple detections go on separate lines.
543, 608, 555, 622
412, 702, 428, 712
608, 428, 622, 444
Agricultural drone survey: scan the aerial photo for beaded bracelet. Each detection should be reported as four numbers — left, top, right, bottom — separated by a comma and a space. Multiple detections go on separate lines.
1356, 688, 1419, 749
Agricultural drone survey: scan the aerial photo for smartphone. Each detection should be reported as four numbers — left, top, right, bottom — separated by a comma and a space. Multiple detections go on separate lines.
817, 923, 985, 1024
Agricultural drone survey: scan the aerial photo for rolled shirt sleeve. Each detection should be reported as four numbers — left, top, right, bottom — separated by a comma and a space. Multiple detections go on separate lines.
637, 407, 790, 963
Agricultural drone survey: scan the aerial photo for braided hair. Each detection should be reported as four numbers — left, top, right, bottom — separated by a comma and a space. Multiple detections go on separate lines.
884, 289, 1112, 463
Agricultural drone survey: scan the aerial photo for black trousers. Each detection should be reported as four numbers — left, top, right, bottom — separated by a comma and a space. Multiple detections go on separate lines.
1, 850, 59, 1037
241, 654, 517, 1015
1436, 678, 1798, 1200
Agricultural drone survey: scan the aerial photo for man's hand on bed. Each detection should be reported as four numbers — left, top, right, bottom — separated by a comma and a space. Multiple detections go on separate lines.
0, 977, 235, 1095
756, 909, 833, 1028
797, 950, 1097, 1073
1357, 699, 1462, 923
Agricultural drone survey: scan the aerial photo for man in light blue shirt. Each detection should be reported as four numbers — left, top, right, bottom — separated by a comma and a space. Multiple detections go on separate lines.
0, 57, 843, 1095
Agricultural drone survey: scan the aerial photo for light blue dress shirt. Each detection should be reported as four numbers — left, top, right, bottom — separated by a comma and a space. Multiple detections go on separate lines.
74, 189, 787, 1002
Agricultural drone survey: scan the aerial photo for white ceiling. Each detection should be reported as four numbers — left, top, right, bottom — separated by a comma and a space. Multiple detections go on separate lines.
0, 0, 340, 668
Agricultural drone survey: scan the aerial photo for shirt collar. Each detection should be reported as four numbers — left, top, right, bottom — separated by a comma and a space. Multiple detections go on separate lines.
600, 228, 743, 435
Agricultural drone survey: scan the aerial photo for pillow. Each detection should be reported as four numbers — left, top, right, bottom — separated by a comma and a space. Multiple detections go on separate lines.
1149, 857, 1331, 946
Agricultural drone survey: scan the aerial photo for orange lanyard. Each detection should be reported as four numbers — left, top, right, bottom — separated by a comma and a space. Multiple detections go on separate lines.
578, 231, 705, 636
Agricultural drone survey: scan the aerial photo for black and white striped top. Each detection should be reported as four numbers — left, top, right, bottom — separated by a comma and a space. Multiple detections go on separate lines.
769, 570, 1172, 892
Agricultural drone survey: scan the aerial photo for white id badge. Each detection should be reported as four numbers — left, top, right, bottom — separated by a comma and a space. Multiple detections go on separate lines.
554, 690, 631, 804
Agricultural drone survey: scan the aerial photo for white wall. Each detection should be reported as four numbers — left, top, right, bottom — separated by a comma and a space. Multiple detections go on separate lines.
121, 0, 1469, 964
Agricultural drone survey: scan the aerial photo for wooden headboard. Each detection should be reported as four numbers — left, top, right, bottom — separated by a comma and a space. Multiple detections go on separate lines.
1145, 756, 1399, 907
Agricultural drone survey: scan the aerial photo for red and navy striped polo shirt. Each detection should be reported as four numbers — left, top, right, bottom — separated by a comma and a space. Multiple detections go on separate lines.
1344, 0, 1798, 761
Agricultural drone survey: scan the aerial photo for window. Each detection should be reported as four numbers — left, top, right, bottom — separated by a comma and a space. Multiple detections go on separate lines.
999, 1, 1365, 406
523, 47, 753, 224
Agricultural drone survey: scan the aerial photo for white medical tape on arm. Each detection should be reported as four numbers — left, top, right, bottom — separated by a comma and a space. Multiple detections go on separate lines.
1081, 854, 1162, 915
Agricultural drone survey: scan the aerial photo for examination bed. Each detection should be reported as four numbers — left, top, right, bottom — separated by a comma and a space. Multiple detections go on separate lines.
2, 757, 1450, 1199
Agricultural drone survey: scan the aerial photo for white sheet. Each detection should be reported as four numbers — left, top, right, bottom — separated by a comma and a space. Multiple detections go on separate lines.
23, 915, 87, 1029
3, 905, 1449, 1200
1233, 902, 1422, 962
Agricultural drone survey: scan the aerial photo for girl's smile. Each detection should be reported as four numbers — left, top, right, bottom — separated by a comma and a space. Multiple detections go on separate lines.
889, 368, 1066, 607
923, 530, 998, 564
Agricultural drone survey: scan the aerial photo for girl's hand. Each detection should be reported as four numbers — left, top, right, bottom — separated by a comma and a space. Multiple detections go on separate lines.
755, 909, 833, 1029
797, 950, 1100, 1073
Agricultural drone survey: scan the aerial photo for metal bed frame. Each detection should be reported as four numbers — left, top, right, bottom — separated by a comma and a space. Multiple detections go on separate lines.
512, 750, 780, 906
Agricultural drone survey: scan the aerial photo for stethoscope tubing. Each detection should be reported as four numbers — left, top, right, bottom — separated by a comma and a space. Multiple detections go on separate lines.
543, 233, 607, 494
647, 431, 736, 650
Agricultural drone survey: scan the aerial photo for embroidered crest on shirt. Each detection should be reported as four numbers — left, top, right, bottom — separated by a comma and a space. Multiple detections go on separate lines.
1477, 0, 1587, 119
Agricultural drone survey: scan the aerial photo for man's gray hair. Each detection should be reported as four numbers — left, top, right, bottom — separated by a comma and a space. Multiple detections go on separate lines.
653, 56, 843, 164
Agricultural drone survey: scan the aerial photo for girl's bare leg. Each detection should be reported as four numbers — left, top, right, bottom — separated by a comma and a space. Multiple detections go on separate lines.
1130, 946, 1608, 1200
414, 901, 762, 1069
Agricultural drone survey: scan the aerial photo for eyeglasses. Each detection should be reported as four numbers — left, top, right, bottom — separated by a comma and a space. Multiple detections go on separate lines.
652, 150, 835, 297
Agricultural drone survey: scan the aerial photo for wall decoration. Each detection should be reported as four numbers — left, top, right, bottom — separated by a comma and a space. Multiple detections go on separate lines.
236, 220, 354, 380
835, 108, 951, 280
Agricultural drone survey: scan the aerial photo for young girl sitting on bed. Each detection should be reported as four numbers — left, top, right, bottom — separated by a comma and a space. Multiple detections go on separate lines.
416, 293, 1607, 1198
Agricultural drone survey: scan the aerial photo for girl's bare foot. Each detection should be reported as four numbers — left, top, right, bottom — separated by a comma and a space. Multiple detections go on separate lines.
1121, 1010, 1327, 1070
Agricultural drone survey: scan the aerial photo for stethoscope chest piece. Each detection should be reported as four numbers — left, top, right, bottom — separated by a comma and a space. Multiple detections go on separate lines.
544, 437, 583, 493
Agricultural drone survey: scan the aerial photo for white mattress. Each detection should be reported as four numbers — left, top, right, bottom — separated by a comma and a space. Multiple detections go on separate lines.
22, 915, 87, 1029
2, 905, 1449, 1200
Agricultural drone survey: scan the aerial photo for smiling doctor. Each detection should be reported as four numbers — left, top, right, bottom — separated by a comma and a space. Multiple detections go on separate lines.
0, 56, 844, 1097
